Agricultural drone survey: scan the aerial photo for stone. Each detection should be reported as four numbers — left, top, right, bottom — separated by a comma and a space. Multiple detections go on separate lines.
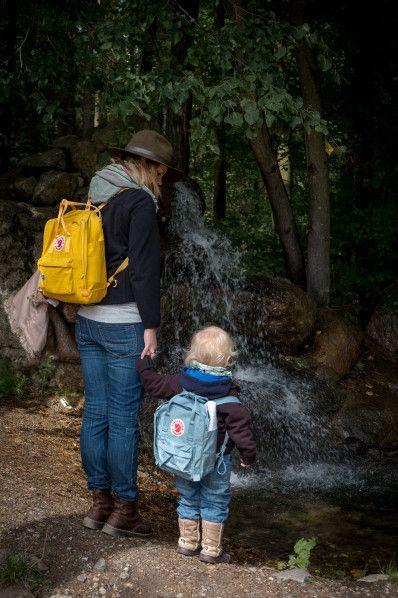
306, 308, 362, 380
272, 567, 311, 583
366, 282, 398, 363
119, 572, 129, 580
70, 139, 100, 181
77, 573, 88, 582
235, 276, 317, 354
13, 176, 37, 200
358, 574, 389, 582
24, 553, 48, 573
19, 148, 67, 172
51, 135, 80, 152
333, 390, 398, 453
32, 171, 79, 206
93, 557, 107, 572
99, 588, 107, 596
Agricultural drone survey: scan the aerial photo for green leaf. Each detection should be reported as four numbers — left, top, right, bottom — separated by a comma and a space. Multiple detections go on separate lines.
224, 111, 243, 128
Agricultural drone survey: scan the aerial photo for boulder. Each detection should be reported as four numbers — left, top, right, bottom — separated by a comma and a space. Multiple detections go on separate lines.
306, 308, 362, 380
19, 148, 67, 172
333, 391, 398, 452
32, 171, 79, 206
13, 175, 37, 200
70, 139, 100, 181
234, 276, 317, 354
366, 282, 398, 363
51, 134, 80, 152
0, 169, 24, 200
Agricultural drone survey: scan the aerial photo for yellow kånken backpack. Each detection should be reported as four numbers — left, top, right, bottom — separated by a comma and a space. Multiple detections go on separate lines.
37, 198, 128, 304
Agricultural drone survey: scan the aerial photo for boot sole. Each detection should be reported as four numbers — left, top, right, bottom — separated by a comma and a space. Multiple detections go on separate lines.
83, 517, 106, 530
199, 553, 231, 564
102, 523, 152, 538
177, 546, 201, 557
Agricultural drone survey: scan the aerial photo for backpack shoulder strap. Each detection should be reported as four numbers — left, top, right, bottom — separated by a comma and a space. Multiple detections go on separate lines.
212, 396, 241, 406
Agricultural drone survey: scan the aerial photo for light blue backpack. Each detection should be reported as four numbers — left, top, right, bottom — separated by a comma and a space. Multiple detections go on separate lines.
153, 391, 241, 481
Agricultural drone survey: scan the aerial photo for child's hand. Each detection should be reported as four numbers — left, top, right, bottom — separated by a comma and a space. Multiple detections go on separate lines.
240, 462, 252, 469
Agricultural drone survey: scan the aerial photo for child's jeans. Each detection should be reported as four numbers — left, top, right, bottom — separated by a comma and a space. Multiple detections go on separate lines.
174, 454, 233, 523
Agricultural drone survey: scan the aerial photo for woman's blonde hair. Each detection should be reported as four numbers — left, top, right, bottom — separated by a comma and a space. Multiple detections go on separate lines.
122, 156, 162, 198
185, 326, 237, 367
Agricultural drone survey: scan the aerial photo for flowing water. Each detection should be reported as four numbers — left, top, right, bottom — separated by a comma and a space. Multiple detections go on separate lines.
162, 182, 398, 576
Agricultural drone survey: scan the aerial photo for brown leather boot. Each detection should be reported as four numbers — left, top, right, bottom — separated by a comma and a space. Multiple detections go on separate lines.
102, 498, 152, 538
83, 489, 114, 530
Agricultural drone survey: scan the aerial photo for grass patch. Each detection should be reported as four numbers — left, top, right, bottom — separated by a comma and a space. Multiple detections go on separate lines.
0, 553, 50, 593
379, 560, 398, 579
0, 362, 28, 399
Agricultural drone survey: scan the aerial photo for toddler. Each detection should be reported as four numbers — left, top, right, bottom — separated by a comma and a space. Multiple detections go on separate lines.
136, 326, 256, 563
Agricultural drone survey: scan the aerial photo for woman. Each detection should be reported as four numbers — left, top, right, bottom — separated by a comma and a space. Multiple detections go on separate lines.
75, 130, 180, 538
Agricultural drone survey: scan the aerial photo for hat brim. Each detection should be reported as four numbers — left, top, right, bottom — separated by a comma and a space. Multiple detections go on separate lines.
109, 146, 184, 182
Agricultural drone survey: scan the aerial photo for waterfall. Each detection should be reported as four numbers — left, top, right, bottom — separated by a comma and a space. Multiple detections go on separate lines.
160, 182, 377, 486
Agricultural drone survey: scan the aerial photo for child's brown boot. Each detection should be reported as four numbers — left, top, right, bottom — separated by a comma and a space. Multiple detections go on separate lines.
177, 518, 201, 556
199, 521, 230, 564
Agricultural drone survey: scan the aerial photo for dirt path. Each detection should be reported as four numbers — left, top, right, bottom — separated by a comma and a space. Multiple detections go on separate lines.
0, 396, 396, 597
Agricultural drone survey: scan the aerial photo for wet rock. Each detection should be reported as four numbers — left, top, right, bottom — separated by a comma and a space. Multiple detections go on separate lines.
306, 308, 362, 380
70, 139, 100, 181
94, 557, 107, 571
272, 567, 311, 583
19, 148, 67, 172
235, 276, 317, 354
33, 171, 79, 206
366, 282, 398, 363
358, 574, 389, 582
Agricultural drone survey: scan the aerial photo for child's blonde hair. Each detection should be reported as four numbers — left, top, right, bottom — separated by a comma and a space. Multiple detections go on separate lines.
185, 326, 236, 367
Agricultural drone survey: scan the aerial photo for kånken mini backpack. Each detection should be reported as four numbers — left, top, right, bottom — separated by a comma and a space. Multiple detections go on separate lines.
37, 196, 127, 304
153, 391, 241, 481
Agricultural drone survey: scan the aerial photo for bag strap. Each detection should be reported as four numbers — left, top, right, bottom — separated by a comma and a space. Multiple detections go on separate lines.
212, 396, 241, 406
98, 188, 129, 288
107, 257, 129, 288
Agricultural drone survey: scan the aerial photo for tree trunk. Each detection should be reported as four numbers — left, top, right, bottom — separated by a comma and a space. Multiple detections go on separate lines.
232, 0, 305, 284
213, 123, 227, 220
292, 0, 331, 306
249, 126, 305, 284
165, 0, 199, 177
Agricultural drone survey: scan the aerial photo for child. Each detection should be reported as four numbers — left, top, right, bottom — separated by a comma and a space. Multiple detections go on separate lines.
136, 326, 256, 564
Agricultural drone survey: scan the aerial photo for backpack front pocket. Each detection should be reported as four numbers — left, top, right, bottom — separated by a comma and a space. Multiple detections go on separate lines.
38, 259, 73, 295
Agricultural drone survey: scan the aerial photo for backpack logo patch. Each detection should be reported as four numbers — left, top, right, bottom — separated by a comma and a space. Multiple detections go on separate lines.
54, 235, 65, 251
170, 418, 185, 437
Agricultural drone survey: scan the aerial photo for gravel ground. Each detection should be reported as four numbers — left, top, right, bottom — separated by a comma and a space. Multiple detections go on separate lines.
0, 396, 396, 598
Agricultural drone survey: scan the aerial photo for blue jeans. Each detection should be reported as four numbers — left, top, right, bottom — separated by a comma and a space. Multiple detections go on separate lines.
75, 315, 144, 501
174, 454, 233, 523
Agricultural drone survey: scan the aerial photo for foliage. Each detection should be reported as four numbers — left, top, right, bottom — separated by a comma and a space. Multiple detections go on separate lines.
379, 561, 398, 580
278, 537, 317, 570
2, 0, 397, 319
0, 553, 49, 593
0, 361, 28, 399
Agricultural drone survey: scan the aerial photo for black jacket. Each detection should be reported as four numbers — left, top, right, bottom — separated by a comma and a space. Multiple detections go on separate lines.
99, 188, 160, 329
136, 357, 257, 465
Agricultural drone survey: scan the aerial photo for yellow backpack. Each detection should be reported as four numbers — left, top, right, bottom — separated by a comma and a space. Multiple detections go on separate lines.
37, 198, 128, 304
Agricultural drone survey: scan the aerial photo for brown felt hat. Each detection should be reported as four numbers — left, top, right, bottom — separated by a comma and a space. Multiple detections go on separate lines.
109, 129, 183, 181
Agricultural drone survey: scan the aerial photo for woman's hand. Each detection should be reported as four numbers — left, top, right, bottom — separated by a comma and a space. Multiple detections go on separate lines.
141, 328, 158, 359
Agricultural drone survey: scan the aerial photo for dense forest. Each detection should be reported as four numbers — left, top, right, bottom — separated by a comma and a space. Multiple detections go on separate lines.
1, 0, 397, 324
